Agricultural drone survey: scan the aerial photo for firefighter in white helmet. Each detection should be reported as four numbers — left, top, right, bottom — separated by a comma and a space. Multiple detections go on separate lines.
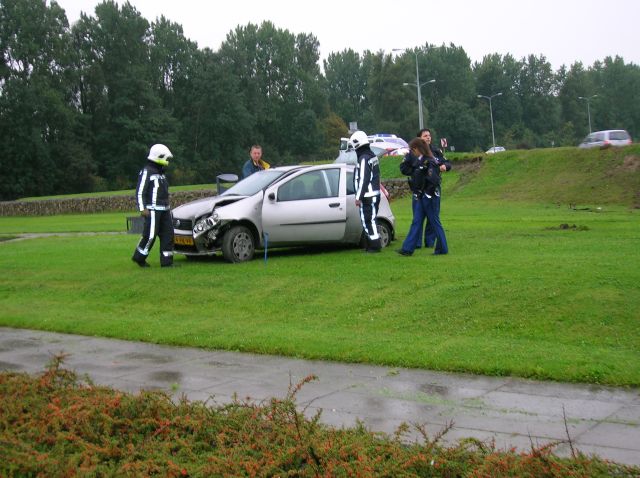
350, 131, 382, 253
132, 144, 175, 267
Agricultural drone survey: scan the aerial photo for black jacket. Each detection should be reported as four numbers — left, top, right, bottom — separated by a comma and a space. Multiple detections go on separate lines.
400, 148, 451, 196
354, 145, 380, 200
135, 161, 170, 211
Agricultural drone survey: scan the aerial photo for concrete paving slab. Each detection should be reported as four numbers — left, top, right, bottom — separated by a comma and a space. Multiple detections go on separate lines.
556, 443, 640, 467
1, 326, 639, 467
479, 390, 624, 420
498, 376, 640, 404
576, 422, 640, 450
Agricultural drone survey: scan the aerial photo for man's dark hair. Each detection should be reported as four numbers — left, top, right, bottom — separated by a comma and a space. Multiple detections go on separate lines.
417, 128, 432, 137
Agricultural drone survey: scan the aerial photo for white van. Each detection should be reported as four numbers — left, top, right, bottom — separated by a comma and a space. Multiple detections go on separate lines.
578, 130, 632, 149
335, 137, 356, 164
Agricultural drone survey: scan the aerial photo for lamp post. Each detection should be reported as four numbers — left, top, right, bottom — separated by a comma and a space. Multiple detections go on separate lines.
477, 92, 502, 151
393, 48, 435, 130
578, 95, 598, 134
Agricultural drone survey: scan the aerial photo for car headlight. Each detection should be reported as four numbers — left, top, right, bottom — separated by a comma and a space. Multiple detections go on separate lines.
193, 212, 219, 238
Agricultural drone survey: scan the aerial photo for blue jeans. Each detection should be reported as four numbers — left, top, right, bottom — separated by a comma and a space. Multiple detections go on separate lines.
401, 194, 447, 254
425, 194, 447, 254
422, 193, 440, 248
401, 195, 427, 253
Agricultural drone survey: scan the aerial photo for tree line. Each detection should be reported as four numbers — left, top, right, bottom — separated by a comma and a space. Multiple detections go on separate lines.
1, 0, 639, 200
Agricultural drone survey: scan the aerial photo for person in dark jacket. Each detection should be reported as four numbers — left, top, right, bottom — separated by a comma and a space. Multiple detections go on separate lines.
241, 144, 270, 179
351, 130, 382, 253
131, 144, 174, 268
397, 137, 449, 256
417, 128, 451, 248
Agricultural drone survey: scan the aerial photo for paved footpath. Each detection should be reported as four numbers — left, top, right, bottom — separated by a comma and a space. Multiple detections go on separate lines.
1, 327, 639, 466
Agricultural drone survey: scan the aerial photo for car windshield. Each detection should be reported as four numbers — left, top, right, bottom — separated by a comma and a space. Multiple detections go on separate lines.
222, 170, 287, 196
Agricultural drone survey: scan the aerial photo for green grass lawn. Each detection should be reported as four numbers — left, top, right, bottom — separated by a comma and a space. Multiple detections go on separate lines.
1, 196, 638, 386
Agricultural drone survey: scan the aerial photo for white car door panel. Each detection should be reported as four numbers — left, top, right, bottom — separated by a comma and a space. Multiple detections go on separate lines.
262, 169, 346, 244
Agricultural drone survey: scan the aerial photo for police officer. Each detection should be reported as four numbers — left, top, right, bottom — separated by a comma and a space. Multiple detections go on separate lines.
417, 128, 451, 248
351, 131, 382, 253
132, 144, 174, 268
397, 137, 448, 256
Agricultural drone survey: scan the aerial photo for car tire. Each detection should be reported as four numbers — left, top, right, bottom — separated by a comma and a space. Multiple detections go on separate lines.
359, 220, 392, 249
222, 225, 255, 263
377, 220, 392, 248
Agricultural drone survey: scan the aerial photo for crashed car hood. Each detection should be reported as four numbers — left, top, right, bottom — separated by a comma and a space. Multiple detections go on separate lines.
172, 194, 247, 219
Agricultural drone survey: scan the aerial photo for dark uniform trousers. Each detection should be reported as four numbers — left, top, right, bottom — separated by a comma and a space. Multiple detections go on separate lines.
132, 210, 174, 266
360, 195, 381, 251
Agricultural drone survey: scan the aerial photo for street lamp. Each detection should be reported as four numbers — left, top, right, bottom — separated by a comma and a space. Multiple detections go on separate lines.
393, 48, 435, 130
402, 79, 436, 130
578, 95, 598, 134
477, 92, 502, 151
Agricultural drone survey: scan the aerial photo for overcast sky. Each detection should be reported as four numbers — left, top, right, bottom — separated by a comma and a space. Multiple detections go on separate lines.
55, 0, 639, 70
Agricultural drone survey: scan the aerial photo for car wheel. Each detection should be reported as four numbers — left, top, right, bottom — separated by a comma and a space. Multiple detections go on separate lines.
377, 220, 391, 248
222, 225, 255, 263
359, 221, 392, 249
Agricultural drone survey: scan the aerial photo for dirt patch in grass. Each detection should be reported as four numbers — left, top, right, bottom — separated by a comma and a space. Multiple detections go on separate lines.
620, 154, 640, 172
545, 223, 590, 231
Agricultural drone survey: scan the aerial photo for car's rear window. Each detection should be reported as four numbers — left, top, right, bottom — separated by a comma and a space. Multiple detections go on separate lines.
609, 131, 630, 140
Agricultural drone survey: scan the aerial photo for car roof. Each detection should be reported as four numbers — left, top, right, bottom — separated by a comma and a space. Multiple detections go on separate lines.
271, 163, 352, 173
591, 129, 629, 134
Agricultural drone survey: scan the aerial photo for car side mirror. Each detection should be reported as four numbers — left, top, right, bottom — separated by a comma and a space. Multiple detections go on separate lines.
216, 173, 239, 195
268, 192, 275, 201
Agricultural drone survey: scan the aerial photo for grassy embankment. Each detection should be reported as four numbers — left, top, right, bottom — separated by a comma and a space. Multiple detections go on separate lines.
1, 146, 639, 386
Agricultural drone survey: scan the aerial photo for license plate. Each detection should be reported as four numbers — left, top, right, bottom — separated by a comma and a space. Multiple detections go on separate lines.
174, 235, 194, 246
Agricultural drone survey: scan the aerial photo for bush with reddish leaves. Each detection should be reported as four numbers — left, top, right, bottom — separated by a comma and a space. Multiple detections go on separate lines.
0, 357, 637, 477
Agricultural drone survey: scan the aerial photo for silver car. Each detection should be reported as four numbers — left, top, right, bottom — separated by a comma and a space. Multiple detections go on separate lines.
172, 164, 396, 262
578, 130, 632, 149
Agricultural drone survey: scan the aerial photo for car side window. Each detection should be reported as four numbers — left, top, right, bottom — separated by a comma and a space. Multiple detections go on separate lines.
278, 170, 339, 201
346, 170, 355, 195
278, 176, 307, 201
610, 131, 629, 140
324, 169, 340, 197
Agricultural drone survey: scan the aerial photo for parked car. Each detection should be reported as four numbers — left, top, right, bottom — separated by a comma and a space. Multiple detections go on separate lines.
335, 137, 356, 164
335, 134, 409, 164
368, 135, 410, 156
172, 164, 396, 262
578, 130, 632, 149
485, 146, 506, 154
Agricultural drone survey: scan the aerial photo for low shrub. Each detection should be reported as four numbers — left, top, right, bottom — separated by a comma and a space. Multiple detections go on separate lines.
1, 356, 637, 477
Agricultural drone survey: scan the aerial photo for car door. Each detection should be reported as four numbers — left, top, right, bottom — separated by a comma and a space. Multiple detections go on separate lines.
262, 168, 346, 244
343, 167, 366, 242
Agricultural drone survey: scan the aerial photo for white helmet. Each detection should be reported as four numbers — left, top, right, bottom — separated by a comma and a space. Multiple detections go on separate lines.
348, 130, 369, 150
147, 144, 173, 166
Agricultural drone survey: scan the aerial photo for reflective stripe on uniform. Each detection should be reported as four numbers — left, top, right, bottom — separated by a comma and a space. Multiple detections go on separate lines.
137, 211, 157, 256
359, 196, 379, 240
136, 169, 148, 211
150, 175, 161, 209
